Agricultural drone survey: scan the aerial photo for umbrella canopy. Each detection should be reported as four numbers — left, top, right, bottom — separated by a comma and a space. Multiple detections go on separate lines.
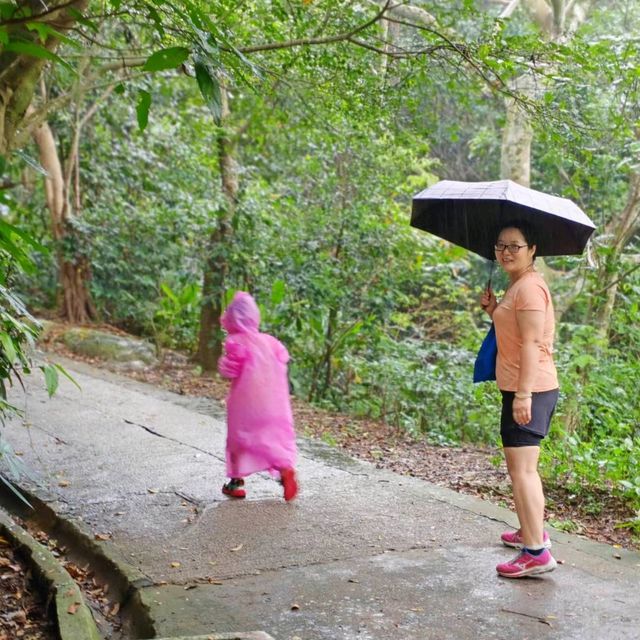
411, 179, 596, 260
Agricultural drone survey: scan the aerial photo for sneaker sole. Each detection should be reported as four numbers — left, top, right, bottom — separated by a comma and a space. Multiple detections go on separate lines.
222, 489, 246, 499
497, 558, 557, 578
502, 539, 552, 550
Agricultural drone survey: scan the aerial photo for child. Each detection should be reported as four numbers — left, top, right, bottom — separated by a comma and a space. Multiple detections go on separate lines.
217, 291, 298, 501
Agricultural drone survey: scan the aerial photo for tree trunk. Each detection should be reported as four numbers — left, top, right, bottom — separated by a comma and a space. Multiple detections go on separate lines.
31, 120, 96, 323
589, 172, 640, 336
500, 74, 535, 186
0, 1, 88, 155
500, 1, 592, 185
196, 85, 238, 372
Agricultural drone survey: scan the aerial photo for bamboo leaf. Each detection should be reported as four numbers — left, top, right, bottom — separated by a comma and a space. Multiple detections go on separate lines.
53, 363, 81, 391
136, 90, 152, 131
0, 333, 17, 364
194, 61, 222, 121
41, 364, 59, 397
4, 40, 74, 72
143, 46, 190, 72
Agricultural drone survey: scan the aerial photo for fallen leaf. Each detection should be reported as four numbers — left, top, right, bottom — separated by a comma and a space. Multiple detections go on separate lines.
184, 584, 197, 590
291, 603, 300, 611
170, 562, 181, 568
147, 488, 159, 494
95, 533, 111, 541
58, 480, 70, 487
67, 602, 80, 615
230, 544, 243, 552
613, 553, 622, 559
348, 578, 359, 583
207, 579, 223, 585
110, 603, 120, 616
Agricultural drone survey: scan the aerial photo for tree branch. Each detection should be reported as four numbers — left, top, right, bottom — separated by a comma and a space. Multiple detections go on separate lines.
0, 0, 84, 27
237, 0, 391, 53
595, 262, 640, 296
64, 83, 116, 205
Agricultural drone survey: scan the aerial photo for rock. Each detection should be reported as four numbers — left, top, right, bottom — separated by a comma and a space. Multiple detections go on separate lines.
58, 327, 157, 369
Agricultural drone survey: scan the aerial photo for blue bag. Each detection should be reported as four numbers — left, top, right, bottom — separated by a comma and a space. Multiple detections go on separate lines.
473, 323, 497, 383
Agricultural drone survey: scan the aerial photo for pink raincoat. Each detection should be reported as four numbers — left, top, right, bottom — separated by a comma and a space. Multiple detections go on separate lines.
218, 292, 297, 478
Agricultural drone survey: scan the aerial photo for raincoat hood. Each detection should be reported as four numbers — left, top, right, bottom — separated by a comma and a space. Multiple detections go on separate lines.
221, 291, 261, 334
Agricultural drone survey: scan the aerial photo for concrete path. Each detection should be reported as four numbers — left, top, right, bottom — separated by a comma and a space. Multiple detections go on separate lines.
4, 356, 639, 640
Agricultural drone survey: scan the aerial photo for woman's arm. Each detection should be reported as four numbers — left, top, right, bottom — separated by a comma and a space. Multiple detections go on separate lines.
513, 309, 545, 425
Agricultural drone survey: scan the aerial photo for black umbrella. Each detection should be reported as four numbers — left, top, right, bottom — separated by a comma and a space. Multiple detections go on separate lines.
411, 179, 596, 261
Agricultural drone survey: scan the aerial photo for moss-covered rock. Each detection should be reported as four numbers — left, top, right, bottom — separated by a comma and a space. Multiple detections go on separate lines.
60, 327, 157, 369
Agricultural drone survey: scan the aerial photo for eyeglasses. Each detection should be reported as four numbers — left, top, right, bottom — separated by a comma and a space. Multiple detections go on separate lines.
494, 243, 529, 254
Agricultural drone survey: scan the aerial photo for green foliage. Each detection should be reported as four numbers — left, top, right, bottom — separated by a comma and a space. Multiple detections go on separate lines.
542, 324, 640, 512
0, 188, 71, 503
152, 281, 201, 351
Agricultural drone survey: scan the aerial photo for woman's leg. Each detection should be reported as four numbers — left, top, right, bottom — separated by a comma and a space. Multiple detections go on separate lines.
504, 445, 545, 547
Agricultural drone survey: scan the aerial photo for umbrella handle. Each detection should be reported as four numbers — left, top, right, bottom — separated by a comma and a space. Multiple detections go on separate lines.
486, 260, 495, 291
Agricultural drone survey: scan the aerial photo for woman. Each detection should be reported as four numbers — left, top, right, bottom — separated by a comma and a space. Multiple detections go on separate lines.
481, 221, 559, 578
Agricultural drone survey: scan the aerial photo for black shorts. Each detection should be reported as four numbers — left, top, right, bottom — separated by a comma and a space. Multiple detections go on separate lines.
500, 389, 559, 448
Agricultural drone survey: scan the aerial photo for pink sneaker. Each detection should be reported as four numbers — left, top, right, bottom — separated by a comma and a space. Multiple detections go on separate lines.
497, 549, 557, 578
501, 529, 551, 549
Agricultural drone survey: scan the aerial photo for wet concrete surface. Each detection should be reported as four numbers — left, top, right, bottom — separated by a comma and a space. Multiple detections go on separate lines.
4, 356, 640, 640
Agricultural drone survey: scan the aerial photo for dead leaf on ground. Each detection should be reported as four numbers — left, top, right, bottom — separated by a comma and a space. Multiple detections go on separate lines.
94, 533, 112, 541
58, 480, 70, 487
147, 488, 159, 494
170, 562, 181, 568
230, 543, 243, 552
67, 602, 81, 615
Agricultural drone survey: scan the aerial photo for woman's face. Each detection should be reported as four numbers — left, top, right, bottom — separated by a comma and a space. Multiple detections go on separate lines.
495, 227, 536, 277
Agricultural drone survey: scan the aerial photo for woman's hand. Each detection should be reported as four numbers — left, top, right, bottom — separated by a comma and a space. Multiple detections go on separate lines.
480, 288, 497, 317
512, 396, 532, 425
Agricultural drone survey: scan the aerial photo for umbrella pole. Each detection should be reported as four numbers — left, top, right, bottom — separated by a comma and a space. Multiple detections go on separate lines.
486, 260, 495, 291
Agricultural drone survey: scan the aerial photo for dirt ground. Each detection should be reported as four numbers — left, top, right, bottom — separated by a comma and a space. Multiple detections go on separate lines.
40, 328, 638, 552
0, 533, 56, 640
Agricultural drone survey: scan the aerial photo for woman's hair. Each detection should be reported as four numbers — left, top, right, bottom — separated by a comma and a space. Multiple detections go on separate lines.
498, 220, 538, 252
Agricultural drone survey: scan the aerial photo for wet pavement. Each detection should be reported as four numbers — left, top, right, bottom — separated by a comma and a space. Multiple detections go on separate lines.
4, 356, 640, 640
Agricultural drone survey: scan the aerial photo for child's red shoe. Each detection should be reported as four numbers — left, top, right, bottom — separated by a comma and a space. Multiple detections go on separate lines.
280, 468, 298, 501
222, 478, 246, 499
